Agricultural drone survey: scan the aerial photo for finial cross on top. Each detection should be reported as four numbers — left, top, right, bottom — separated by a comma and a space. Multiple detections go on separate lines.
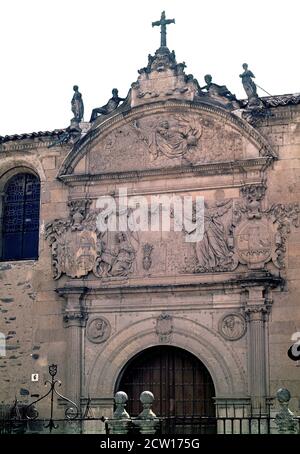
152, 11, 175, 48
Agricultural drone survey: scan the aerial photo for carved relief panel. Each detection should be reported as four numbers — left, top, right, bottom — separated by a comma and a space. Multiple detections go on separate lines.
45, 199, 140, 280
219, 314, 246, 341
182, 185, 299, 273
45, 188, 299, 280
86, 317, 111, 344
87, 110, 255, 176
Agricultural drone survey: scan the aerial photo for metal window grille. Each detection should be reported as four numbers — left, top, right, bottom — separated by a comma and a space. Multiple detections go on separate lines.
2, 173, 40, 260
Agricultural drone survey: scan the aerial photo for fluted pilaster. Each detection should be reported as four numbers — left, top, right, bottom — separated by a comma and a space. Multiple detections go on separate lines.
244, 286, 271, 413
63, 293, 88, 408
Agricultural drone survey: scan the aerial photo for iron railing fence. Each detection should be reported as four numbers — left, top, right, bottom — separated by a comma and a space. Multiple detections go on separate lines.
2, 365, 299, 435
0, 417, 105, 435
2, 414, 300, 435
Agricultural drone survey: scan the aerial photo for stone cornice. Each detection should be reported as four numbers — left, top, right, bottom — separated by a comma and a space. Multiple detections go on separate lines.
56, 272, 283, 297
57, 100, 276, 179
0, 140, 67, 153
59, 157, 272, 185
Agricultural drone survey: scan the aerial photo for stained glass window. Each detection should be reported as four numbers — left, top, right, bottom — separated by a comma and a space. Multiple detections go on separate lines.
1, 173, 40, 260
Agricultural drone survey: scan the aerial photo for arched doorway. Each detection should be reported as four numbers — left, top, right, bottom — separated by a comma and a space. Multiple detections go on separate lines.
116, 346, 216, 433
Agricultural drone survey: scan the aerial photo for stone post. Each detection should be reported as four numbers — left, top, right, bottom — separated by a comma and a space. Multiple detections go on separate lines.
106, 391, 131, 434
133, 391, 160, 435
62, 290, 88, 411
244, 287, 270, 415
275, 388, 297, 434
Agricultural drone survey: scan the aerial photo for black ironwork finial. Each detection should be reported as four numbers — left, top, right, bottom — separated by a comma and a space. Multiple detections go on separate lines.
25, 364, 79, 433
152, 11, 175, 48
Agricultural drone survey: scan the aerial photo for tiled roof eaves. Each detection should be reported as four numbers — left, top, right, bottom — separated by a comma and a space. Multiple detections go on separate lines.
0, 129, 66, 144
262, 93, 300, 107
239, 93, 300, 108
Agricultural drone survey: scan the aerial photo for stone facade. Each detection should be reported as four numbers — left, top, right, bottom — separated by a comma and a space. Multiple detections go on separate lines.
0, 41, 300, 429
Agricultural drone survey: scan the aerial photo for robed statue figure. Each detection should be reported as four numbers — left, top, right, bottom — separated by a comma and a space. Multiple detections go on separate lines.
71, 85, 84, 123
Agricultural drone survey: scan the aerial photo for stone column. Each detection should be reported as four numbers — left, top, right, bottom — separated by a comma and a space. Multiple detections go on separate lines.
62, 291, 88, 410
244, 287, 270, 414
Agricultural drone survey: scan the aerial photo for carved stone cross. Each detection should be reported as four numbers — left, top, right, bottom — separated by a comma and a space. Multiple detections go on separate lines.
152, 11, 175, 48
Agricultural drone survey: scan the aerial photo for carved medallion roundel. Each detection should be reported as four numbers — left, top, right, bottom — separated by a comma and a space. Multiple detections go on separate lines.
87, 317, 111, 344
219, 313, 246, 341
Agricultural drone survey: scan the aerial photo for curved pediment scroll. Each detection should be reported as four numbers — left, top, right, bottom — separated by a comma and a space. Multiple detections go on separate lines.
57, 102, 276, 182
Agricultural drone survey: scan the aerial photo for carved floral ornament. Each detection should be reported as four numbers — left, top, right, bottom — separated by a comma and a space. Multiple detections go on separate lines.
45, 187, 299, 280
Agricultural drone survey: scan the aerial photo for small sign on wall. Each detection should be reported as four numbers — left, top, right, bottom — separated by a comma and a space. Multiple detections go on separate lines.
31, 373, 39, 382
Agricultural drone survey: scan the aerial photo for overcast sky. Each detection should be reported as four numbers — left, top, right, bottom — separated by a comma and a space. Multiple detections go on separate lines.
1, 0, 299, 135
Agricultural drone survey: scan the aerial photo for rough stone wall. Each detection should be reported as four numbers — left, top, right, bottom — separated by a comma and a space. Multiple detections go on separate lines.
0, 140, 69, 412
258, 104, 300, 411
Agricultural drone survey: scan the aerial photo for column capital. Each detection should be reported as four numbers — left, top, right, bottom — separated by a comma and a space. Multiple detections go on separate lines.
242, 284, 273, 322
244, 304, 271, 322
63, 310, 88, 327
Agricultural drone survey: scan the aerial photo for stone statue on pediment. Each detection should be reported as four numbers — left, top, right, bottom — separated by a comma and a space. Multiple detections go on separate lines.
202, 74, 237, 101
90, 88, 126, 122
240, 63, 261, 107
138, 54, 155, 75
71, 85, 84, 123
200, 74, 240, 110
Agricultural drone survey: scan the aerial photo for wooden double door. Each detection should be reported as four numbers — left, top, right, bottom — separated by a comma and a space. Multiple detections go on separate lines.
116, 346, 216, 433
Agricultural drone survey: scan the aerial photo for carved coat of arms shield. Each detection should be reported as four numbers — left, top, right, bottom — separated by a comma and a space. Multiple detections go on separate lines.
235, 219, 275, 269
57, 230, 98, 278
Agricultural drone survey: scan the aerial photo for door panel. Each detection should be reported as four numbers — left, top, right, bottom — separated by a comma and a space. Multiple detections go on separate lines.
116, 345, 216, 432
